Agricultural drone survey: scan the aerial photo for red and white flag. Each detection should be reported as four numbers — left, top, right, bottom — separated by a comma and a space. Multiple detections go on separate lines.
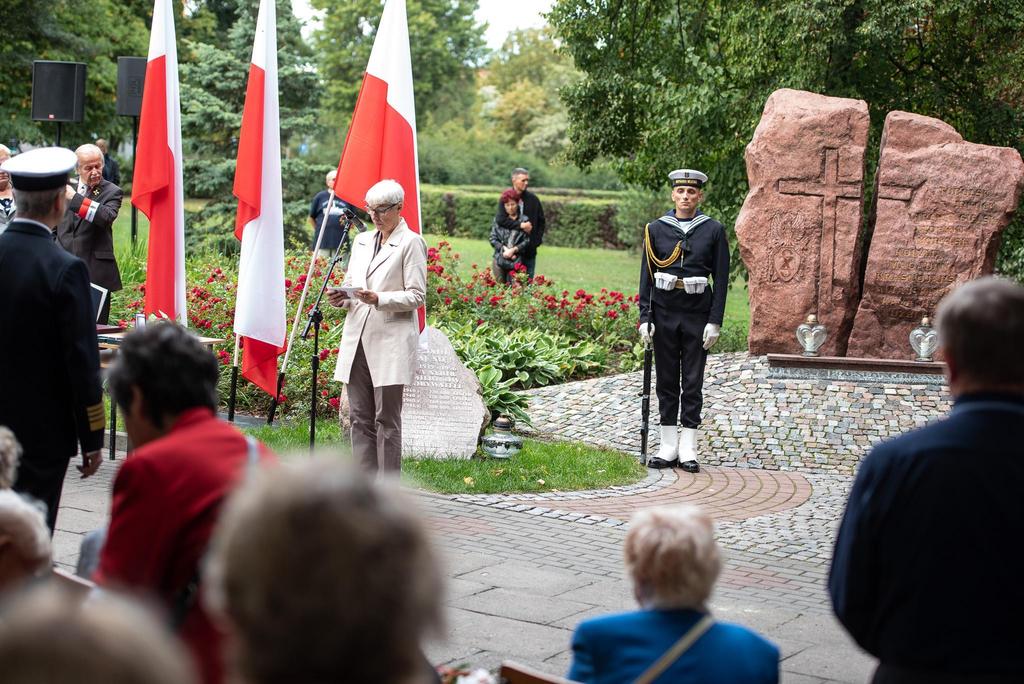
232, 0, 287, 397
334, 0, 424, 332
133, 0, 186, 322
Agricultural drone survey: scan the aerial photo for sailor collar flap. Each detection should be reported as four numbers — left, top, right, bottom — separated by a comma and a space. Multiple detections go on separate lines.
658, 212, 712, 237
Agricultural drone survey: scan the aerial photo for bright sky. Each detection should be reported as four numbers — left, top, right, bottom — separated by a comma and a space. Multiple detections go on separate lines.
290, 0, 554, 49
477, 0, 554, 49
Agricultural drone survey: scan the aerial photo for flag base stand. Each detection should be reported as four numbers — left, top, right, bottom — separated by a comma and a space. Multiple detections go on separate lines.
227, 365, 239, 422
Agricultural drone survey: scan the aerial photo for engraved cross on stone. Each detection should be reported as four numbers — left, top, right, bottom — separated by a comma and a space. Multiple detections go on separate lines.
778, 147, 862, 314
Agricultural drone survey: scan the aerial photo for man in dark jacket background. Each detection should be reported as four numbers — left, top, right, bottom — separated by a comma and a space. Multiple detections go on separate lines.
96, 138, 121, 186
830, 277, 1024, 683
494, 167, 545, 279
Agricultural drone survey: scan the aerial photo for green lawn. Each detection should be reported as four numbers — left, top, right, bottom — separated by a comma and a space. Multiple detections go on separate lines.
403, 439, 646, 494
425, 234, 750, 328
425, 234, 639, 294
113, 207, 148, 254
243, 421, 647, 494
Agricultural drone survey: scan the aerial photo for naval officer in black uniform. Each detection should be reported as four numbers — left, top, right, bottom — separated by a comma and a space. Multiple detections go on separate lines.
638, 169, 730, 472
0, 147, 105, 532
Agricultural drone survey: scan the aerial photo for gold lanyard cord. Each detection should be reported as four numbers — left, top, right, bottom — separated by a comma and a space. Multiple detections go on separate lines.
644, 222, 683, 271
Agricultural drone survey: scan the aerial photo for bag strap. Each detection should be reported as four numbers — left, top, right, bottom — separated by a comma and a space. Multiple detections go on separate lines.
170, 436, 262, 630
633, 614, 714, 684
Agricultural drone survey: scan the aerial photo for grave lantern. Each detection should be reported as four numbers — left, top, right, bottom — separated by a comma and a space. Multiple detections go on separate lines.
909, 316, 938, 362
481, 416, 523, 459
796, 314, 827, 357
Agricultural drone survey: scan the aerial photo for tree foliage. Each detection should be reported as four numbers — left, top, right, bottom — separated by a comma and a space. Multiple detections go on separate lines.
311, 0, 488, 130
482, 28, 578, 159
0, 0, 148, 146
178, 0, 323, 251
549, 0, 1024, 274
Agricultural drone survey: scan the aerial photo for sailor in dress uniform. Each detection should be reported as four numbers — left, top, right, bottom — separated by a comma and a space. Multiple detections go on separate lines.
638, 169, 730, 472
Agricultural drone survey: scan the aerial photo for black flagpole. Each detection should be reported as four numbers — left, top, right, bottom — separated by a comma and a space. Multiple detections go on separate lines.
299, 224, 352, 449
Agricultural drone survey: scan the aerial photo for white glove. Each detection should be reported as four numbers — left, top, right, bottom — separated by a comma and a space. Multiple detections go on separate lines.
702, 323, 720, 350
639, 322, 654, 345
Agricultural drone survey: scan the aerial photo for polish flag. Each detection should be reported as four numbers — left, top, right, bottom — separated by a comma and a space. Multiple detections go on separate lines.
232, 0, 287, 397
334, 0, 424, 332
133, 0, 186, 322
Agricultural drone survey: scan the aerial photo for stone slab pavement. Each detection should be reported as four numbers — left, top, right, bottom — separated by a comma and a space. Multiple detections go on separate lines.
54, 454, 875, 683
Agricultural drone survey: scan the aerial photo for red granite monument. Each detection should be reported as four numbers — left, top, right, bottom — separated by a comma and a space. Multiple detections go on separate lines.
738, 91, 1024, 359
847, 111, 1024, 358
736, 89, 870, 356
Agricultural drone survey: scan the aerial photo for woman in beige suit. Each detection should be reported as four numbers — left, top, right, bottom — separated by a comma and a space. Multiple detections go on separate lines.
328, 180, 427, 473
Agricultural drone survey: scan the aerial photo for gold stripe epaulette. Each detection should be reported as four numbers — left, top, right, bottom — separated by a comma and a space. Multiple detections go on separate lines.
86, 403, 106, 431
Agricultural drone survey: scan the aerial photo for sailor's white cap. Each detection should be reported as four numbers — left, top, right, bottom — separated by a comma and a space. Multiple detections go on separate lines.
669, 169, 708, 188
0, 147, 77, 191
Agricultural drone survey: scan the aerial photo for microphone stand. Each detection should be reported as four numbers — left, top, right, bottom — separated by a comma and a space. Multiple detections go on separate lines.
300, 217, 355, 451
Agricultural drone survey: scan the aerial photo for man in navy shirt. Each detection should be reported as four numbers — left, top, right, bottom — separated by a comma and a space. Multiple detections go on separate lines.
309, 169, 356, 260
830, 277, 1024, 683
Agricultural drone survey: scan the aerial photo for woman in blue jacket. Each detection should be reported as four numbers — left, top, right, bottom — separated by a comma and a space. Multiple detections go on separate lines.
568, 504, 779, 684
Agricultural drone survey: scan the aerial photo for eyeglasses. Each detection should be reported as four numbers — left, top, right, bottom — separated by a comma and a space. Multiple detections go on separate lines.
365, 202, 399, 216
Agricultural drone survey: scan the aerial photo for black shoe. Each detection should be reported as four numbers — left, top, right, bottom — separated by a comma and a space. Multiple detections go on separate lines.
648, 456, 679, 469
679, 460, 699, 473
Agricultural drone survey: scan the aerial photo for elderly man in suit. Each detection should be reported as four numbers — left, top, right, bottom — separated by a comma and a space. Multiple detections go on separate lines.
327, 179, 427, 474
57, 143, 123, 324
0, 147, 105, 532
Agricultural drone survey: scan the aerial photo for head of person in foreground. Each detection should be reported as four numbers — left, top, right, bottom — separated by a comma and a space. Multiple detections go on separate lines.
936, 276, 1024, 397
0, 583, 196, 684
0, 489, 50, 595
626, 503, 721, 610
205, 459, 443, 684
107, 322, 219, 449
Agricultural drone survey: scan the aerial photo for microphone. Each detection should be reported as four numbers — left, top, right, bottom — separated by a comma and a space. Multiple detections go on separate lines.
342, 207, 367, 233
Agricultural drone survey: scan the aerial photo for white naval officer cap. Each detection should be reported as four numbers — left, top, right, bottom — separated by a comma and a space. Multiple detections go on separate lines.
669, 169, 708, 188
0, 147, 77, 191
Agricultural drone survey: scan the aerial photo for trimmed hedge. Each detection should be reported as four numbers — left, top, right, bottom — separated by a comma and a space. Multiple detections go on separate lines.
421, 184, 633, 249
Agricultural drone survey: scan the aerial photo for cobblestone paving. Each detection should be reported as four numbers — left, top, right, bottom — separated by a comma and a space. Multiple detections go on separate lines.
524, 352, 951, 475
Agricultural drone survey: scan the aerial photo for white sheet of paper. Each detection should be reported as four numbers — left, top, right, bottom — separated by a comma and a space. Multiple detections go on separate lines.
331, 286, 361, 297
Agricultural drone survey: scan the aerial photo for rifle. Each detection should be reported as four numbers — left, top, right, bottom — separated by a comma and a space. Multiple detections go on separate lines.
639, 334, 653, 466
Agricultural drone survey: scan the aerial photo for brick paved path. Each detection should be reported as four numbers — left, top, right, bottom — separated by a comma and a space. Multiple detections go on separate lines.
54, 450, 875, 683
529, 466, 814, 523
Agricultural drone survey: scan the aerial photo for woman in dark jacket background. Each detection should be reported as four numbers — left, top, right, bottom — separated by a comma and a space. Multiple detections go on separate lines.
489, 188, 530, 284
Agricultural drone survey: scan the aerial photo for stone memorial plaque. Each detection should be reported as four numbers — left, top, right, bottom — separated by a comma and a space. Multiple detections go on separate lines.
401, 326, 490, 459
847, 111, 1024, 358
736, 89, 870, 356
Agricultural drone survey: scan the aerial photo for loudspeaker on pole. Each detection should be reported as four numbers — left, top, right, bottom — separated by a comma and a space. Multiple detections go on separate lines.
31, 61, 87, 123
117, 57, 147, 117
